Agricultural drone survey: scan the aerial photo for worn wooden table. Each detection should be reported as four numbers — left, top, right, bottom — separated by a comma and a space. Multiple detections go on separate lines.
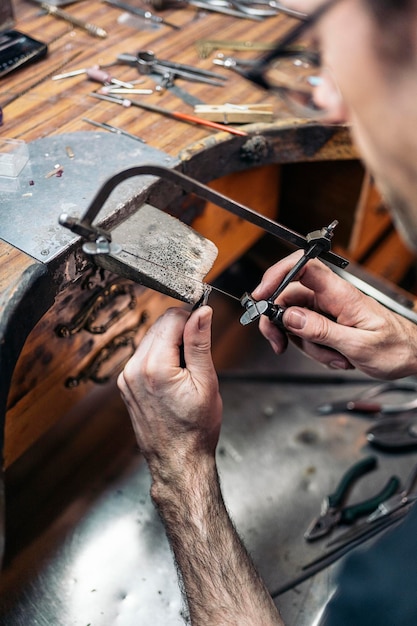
2, 0, 293, 146
2, 3, 417, 626
1, 0, 358, 466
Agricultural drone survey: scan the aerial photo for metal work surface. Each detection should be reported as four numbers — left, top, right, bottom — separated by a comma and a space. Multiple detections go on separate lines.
1, 299, 417, 626
0, 132, 176, 262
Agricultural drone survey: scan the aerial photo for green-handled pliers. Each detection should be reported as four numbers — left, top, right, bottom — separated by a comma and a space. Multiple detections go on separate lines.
304, 456, 400, 542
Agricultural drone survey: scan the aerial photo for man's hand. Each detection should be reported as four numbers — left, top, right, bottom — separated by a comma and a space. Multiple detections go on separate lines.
118, 305, 284, 626
252, 251, 417, 380
117, 305, 222, 476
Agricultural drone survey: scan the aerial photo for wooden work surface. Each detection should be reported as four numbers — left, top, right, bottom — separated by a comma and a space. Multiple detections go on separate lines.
0, 0, 317, 330
3, 6, 417, 625
0, 0, 358, 421
2, 0, 294, 148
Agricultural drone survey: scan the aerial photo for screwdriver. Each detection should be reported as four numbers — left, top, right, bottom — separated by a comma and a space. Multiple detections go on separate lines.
41, 3, 107, 38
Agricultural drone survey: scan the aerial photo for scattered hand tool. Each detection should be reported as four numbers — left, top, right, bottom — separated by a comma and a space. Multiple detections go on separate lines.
52, 65, 134, 89
367, 414, 417, 451
304, 456, 400, 542
231, 0, 307, 19
147, 0, 264, 20
82, 118, 146, 143
90, 92, 249, 136
116, 51, 227, 87
327, 461, 417, 548
317, 380, 417, 416
240, 220, 342, 326
182, 0, 269, 19
102, 0, 180, 29
270, 502, 414, 598
196, 38, 276, 59
41, 3, 108, 38
194, 103, 273, 123
212, 55, 256, 71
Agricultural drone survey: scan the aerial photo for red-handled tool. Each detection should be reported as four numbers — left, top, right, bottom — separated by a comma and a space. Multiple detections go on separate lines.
90, 92, 249, 136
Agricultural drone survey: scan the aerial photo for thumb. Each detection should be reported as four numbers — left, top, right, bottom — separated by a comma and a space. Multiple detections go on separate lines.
283, 306, 356, 364
183, 305, 215, 376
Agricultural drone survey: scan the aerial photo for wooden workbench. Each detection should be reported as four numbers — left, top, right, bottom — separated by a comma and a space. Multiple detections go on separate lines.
0, 0, 416, 626
1, 4, 417, 622
0, 0, 361, 467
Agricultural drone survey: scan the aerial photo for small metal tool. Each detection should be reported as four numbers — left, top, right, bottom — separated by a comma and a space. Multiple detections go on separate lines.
100, 87, 154, 95
194, 103, 273, 123
326, 461, 417, 548
82, 118, 146, 143
367, 414, 417, 451
103, 0, 180, 29
231, 0, 307, 19
116, 51, 227, 86
90, 92, 248, 136
196, 38, 276, 59
148, 0, 263, 19
317, 380, 417, 416
185, 0, 263, 19
53, 65, 134, 88
41, 3, 107, 38
240, 220, 340, 326
304, 456, 400, 542
208, 0, 276, 18
213, 55, 256, 70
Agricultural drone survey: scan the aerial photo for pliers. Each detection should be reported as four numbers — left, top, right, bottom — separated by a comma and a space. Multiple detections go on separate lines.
317, 380, 417, 416
304, 456, 400, 542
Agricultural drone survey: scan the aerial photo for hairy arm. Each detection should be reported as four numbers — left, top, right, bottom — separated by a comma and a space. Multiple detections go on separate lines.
118, 306, 283, 626
152, 452, 282, 626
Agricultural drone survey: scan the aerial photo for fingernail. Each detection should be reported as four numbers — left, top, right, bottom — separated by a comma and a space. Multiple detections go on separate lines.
286, 309, 306, 330
329, 359, 348, 370
251, 283, 262, 298
198, 306, 212, 331
270, 339, 280, 354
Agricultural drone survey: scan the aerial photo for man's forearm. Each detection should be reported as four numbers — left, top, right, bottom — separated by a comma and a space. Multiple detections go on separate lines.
150, 454, 284, 626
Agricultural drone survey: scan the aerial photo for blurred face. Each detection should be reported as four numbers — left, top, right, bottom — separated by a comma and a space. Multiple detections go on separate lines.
283, 0, 417, 251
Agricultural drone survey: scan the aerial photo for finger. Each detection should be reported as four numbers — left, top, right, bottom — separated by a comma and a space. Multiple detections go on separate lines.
282, 306, 364, 361
122, 308, 189, 387
275, 281, 315, 309
252, 250, 305, 300
258, 315, 289, 354
290, 335, 353, 370
253, 256, 356, 322
182, 306, 216, 379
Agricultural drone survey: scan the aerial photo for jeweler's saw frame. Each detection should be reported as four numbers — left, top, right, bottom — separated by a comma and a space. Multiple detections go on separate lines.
59, 165, 349, 304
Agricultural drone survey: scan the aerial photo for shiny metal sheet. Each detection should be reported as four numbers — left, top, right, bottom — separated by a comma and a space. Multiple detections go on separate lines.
0, 132, 176, 262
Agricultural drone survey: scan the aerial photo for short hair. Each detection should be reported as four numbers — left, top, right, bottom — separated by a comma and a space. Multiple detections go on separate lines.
363, 0, 416, 64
